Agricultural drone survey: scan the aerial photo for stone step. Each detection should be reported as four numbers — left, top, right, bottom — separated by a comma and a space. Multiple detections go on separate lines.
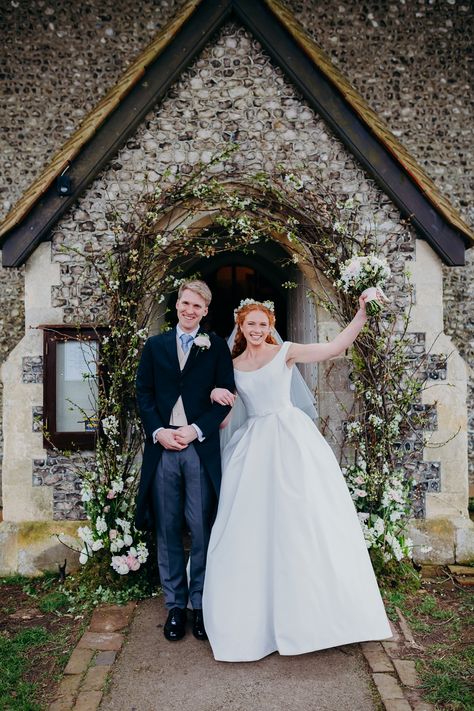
454, 575, 474, 587
419, 565, 445, 578
447, 565, 474, 576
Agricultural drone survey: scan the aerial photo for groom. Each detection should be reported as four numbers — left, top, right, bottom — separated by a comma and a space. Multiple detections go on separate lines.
135, 280, 235, 642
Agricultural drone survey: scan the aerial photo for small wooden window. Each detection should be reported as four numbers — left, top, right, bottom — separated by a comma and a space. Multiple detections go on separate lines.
43, 327, 106, 450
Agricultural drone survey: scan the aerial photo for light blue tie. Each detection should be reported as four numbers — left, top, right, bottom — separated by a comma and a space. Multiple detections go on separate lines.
180, 333, 194, 354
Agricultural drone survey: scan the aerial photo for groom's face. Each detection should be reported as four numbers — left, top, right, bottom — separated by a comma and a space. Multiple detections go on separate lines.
176, 288, 208, 333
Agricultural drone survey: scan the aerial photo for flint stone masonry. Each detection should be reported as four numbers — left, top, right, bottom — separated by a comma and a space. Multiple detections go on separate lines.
412, 462, 442, 520
0, 0, 186, 220
33, 452, 87, 520
426, 355, 448, 381
32, 405, 43, 433
22, 356, 43, 384
51, 23, 415, 319
292, 2, 473, 224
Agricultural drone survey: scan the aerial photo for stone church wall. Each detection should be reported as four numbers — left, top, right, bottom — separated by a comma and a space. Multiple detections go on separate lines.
0, 0, 472, 511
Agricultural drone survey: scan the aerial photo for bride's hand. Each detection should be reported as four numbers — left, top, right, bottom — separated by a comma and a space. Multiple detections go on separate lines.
357, 292, 369, 319
211, 387, 236, 406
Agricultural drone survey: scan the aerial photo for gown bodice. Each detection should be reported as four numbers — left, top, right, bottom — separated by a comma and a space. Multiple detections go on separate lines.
234, 342, 293, 418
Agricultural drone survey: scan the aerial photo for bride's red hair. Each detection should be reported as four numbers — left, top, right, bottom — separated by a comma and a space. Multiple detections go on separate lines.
232, 303, 278, 358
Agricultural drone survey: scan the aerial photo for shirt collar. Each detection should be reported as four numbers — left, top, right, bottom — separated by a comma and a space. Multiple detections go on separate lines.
176, 324, 200, 339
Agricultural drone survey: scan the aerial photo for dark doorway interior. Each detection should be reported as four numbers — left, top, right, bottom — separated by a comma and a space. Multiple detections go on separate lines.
167, 247, 293, 339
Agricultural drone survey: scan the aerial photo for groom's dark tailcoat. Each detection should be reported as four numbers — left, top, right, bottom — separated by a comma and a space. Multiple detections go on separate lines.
135, 328, 235, 532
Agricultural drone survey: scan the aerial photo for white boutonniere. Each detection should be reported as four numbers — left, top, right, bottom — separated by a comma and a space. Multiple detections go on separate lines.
194, 333, 211, 351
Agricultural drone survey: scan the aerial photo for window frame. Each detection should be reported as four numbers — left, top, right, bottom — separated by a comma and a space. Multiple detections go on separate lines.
42, 326, 107, 450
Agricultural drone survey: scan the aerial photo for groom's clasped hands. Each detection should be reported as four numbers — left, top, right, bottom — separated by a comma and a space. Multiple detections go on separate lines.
154, 388, 235, 450
155, 426, 196, 450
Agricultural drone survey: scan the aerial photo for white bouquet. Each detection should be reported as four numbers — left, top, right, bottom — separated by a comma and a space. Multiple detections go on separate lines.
336, 255, 391, 316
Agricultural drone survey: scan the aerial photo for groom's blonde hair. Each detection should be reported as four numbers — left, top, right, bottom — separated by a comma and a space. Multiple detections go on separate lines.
178, 280, 212, 306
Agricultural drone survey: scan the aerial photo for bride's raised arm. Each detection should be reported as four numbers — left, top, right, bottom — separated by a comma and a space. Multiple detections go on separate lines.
287, 293, 369, 365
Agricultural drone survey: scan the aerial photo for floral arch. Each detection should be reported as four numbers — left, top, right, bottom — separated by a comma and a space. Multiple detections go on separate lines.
67, 149, 429, 581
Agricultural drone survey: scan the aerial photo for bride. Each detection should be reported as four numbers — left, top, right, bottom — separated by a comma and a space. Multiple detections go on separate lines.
202, 296, 392, 662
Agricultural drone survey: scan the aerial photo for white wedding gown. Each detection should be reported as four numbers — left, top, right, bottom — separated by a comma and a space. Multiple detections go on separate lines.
202, 342, 392, 662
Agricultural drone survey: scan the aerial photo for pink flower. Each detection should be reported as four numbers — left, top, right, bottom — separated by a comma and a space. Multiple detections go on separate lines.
109, 529, 118, 540
111, 555, 129, 575
107, 490, 116, 499
126, 554, 140, 571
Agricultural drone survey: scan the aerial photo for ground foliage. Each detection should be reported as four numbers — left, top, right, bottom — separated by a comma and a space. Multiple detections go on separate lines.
1, 568, 471, 710
383, 569, 474, 710
0, 574, 87, 711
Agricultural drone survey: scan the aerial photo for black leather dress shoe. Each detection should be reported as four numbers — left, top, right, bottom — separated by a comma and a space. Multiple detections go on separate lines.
192, 609, 207, 641
164, 607, 187, 641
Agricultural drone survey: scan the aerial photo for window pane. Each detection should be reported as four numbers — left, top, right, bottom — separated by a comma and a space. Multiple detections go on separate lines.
56, 340, 98, 432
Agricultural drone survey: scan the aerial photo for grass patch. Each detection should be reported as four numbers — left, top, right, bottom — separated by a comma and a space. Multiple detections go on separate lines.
0, 573, 89, 710
419, 646, 474, 709
0, 627, 50, 711
0, 574, 32, 587
384, 573, 474, 711
38, 591, 70, 614
382, 589, 407, 621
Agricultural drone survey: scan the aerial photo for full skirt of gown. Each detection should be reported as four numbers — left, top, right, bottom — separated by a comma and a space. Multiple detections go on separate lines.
202, 342, 392, 662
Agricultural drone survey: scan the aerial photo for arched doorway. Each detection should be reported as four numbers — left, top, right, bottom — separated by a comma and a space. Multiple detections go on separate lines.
166, 242, 293, 339
196, 251, 289, 339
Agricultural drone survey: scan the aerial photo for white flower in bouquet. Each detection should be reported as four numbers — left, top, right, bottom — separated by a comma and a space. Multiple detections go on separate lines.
123, 533, 133, 547
111, 479, 124, 494
110, 537, 125, 553
78, 526, 94, 546
101, 414, 119, 437
115, 517, 131, 533
136, 542, 149, 564
95, 516, 107, 535
373, 516, 385, 536
336, 254, 391, 316
80, 485, 93, 502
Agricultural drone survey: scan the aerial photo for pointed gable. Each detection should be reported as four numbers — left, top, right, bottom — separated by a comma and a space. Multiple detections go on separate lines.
0, 0, 472, 267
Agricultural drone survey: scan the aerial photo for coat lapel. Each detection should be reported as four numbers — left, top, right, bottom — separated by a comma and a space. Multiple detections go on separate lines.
181, 328, 203, 376
164, 327, 180, 373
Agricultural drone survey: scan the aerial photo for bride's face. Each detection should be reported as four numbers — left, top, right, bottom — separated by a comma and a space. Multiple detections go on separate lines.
241, 310, 271, 346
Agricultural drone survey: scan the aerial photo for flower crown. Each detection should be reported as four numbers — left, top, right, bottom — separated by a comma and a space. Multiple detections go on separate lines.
234, 298, 275, 321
